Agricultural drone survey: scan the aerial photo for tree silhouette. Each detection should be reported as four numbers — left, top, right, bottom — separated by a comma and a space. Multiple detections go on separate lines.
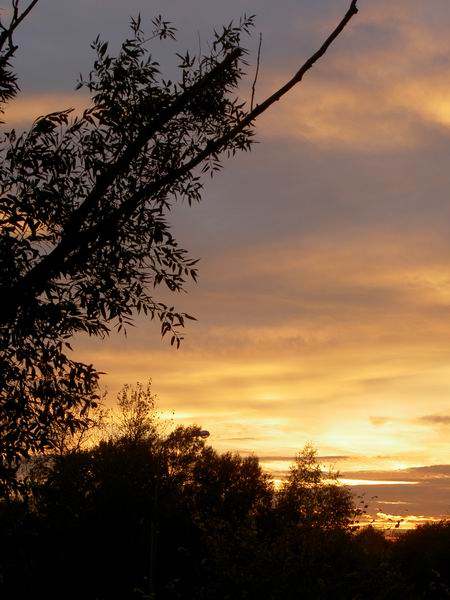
114, 380, 158, 443
4, 425, 448, 600
277, 443, 359, 529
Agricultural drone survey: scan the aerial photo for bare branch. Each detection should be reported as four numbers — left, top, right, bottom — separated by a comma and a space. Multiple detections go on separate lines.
0, 0, 39, 58
249, 0, 359, 120
147, 0, 359, 196
250, 32, 262, 111
114, 0, 360, 228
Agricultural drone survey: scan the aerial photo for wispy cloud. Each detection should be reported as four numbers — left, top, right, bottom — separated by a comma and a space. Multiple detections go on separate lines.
3, 93, 89, 127
417, 415, 450, 426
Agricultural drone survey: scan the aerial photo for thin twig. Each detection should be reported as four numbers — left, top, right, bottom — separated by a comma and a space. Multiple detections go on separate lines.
250, 32, 262, 110
250, 32, 262, 111
12, 0, 39, 33
197, 30, 202, 75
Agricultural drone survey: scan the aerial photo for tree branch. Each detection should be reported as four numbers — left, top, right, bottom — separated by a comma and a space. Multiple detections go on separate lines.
54, 0, 360, 277
2, 0, 359, 322
99, 0, 360, 239
0, 0, 39, 60
2, 47, 243, 315
250, 32, 262, 111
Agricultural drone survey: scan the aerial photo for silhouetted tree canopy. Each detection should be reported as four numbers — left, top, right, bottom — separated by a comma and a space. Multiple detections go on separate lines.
115, 380, 158, 443
277, 443, 358, 529
0, 386, 363, 600
0, 399, 446, 600
0, 0, 359, 493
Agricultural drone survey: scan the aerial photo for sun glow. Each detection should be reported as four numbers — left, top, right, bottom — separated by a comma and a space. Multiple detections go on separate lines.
340, 479, 418, 486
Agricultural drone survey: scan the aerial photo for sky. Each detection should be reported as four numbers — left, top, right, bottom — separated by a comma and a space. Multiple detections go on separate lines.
6, 0, 450, 526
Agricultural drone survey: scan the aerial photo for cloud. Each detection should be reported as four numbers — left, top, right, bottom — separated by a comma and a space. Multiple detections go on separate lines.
2, 93, 89, 127
368, 414, 450, 431
418, 415, 450, 426
341, 463, 450, 520
255, 1, 450, 151
76, 227, 450, 476
257, 454, 351, 464
370, 417, 390, 427
343, 464, 450, 483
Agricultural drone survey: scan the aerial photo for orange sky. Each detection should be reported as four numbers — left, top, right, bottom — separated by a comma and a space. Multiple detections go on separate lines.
8, 0, 450, 526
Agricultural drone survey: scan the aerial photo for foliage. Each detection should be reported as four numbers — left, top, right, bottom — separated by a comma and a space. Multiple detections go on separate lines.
188, 447, 273, 524
393, 521, 450, 598
1, 424, 446, 599
0, 7, 255, 492
0, 1, 38, 109
277, 443, 359, 529
115, 380, 158, 443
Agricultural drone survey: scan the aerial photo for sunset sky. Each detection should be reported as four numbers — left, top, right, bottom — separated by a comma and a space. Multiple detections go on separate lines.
7, 0, 450, 526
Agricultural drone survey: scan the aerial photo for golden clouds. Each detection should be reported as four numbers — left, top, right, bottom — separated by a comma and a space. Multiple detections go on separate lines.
258, 68, 450, 150
258, 76, 417, 150
399, 78, 450, 129
80, 293, 450, 520
77, 229, 450, 481
257, 2, 450, 149
2, 93, 88, 127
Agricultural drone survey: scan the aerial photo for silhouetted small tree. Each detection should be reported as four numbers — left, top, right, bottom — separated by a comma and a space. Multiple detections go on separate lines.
277, 443, 359, 529
115, 380, 158, 443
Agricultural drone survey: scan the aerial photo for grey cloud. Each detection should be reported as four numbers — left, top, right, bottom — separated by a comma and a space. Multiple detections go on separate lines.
417, 415, 450, 426
13, 0, 357, 94
402, 465, 450, 478
349, 480, 450, 518
344, 463, 450, 516
368, 414, 450, 429
343, 464, 450, 482
319, 455, 352, 461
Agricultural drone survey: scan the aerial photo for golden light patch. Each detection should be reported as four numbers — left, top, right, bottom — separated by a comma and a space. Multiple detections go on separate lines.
340, 478, 418, 486
257, 76, 416, 150
2, 93, 89, 127
398, 77, 450, 129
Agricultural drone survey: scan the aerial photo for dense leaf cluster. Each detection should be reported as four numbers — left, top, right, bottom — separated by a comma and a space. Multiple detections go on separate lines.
0, 10, 254, 491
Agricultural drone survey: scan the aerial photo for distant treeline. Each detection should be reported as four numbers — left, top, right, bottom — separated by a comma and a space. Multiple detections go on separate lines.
1, 384, 449, 599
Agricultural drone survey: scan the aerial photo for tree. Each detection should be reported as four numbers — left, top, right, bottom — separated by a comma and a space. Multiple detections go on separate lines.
277, 443, 359, 529
0, 1, 360, 493
4, 429, 429, 600
114, 380, 158, 443
187, 448, 273, 525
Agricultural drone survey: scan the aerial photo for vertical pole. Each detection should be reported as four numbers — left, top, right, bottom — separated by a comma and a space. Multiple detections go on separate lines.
149, 467, 159, 597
